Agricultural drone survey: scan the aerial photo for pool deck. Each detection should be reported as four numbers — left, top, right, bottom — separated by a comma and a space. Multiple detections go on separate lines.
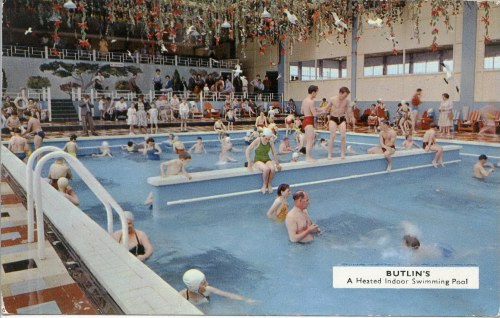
1, 120, 499, 315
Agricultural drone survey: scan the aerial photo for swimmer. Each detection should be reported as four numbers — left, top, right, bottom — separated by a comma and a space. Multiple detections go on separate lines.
165, 134, 179, 146
122, 141, 139, 152
325, 87, 353, 159
112, 211, 153, 262
300, 85, 325, 161
401, 134, 420, 150
278, 137, 293, 154
188, 137, 207, 154
473, 154, 495, 179
266, 184, 291, 222
160, 151, 192, 179
214, 118, 227, 140
285, 113, 295, 136
422, 123, 444, 168
218, 136, 238, 163
62, 134, 79, 157
173, 140, 186, 154
48, 158, 72, 189
179, 269, 255, 306
285, 190, 320, 243
318, 138, 328, 150
245, 128, 281, 194
290, 151, 300, 163
367, 120, 396, 172
143, 137, 162, 160
57, 177, 80, 206
92, 141, 113, 157
8, 128, 31, 162
345, 145, 358, 155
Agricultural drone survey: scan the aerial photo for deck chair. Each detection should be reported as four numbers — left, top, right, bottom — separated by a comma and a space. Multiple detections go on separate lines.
191, 109, 203, 119
457, 110, 481, 132
204, 102, 220, 119
418, 110, 433, 130
451, 109, 460, 132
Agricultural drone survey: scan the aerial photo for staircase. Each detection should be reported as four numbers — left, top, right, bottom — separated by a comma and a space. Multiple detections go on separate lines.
50, 99, 79, 122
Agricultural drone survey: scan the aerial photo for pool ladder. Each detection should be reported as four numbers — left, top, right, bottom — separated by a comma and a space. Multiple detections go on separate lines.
26, 146, 129, 260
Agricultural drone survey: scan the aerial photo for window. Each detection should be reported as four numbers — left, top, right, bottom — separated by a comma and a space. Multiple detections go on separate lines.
289, 63, 299, 81
301, 60, 316, 81
485, 42, 500, 70
386, 55, 404, 75
364, 56, 383, 76
406, 47, 453, 74
319, 58, 346, 79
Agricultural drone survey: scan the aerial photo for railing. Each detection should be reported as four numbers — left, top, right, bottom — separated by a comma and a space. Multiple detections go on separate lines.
26, 147, 128, 259
3, 45, 238, 69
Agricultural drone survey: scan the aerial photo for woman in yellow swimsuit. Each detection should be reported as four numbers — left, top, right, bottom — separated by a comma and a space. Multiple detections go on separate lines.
266, 184, 291, 222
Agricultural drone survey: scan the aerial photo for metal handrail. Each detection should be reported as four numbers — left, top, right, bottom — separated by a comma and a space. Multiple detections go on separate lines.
27, 148, 128, 259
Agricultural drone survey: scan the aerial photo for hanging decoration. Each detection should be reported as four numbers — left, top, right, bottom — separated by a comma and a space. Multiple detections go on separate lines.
4, 0, 484, 56
479, 1, 491, 44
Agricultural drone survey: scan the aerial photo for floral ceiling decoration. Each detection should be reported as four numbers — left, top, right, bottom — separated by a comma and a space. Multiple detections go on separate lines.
4, 0, 498, 57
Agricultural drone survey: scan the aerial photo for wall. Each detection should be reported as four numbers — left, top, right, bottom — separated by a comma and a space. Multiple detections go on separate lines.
236, 3, 500, 110
3, 56, 233, 99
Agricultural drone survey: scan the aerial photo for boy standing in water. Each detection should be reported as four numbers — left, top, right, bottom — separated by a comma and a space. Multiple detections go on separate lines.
160, 151, 192, 180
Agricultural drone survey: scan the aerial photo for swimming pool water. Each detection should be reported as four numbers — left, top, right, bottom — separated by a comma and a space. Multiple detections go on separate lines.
72, 141, 499, 316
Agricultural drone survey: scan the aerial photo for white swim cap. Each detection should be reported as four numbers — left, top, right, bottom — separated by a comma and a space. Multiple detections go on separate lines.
262, 128, 273, 137
102, 141, 109, 147
123, 211, 134, 221
292, 152, 299, 159
57, 177, 68, 190
225, 136, 231, 142
400, 100, 406, 105
183, 269, 206, 292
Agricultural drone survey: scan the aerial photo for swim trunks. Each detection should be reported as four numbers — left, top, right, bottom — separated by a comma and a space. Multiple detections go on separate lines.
422, 141, 434, 149
285, 118, 294, 124
329, 115, 346, 125
147, 148, 160, 160
382, 145, 396, 153
302, 116, 314, 128
14, 152, 26, 160
36, 130, 45, 138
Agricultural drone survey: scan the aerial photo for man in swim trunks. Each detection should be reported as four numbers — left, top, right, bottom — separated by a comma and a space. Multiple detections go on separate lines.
367, 120, 397, 172
48, 158, 73, 188
285, 190, 320, 243
24, 110, 45, 150
422, 123, 444, 168
8, 128, 30, 161
325, 86, 353, 159
300, 85, 325, 162
473, 154, 495, 179
410, 88, 423, 134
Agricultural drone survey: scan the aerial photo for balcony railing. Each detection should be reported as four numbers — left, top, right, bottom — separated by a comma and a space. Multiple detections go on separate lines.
2, 45, 239, 69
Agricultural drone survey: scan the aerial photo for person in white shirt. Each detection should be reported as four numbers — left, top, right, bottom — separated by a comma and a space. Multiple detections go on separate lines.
114, 97, 129, 120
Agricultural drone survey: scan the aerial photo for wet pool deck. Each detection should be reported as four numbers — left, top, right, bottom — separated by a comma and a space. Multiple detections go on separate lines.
1, 119, 499, 314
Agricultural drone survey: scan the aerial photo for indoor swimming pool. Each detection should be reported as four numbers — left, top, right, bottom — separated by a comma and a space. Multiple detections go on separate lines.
65, 133, 499, 316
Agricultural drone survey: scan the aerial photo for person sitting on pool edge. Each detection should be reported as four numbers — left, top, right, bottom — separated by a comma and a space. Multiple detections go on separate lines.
473, 154, 495, 180
160, 151, 192, 179
112, 211, 153, 262
179, 269, 255, 305
266, 184, 291, 222
285, 190, 320, 243
245, 128, 281, 194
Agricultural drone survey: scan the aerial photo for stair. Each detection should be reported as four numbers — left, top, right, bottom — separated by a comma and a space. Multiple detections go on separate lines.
50, 99, 79, 122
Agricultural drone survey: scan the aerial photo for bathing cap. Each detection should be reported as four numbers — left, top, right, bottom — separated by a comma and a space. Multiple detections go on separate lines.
225, 136, 231, 142
57, 177, 68, 190
400, 100, 406, 105
183, 269, 206, 292
262, 128, 273, 137
123, 211, 134, 221
292, 152, 299, 159
102, 141, 109, 147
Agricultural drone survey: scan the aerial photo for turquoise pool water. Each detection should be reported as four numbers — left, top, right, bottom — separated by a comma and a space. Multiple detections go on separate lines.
64, 135, 499, 316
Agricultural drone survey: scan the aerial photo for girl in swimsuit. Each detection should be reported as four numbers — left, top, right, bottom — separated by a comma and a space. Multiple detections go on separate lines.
63, 134, 79, 157
112, 211, 153, 262
266, 184, 291, 222
143, 137, 162, 160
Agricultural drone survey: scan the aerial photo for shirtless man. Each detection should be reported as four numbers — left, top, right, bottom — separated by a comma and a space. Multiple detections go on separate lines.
473, 154, 495, 179
48, 158, 72, 188
285, 190, 320, 243
188, 137, 207, 154
8, 128, 30, 161
367, 120, 397, 172
160, 151, 192, 179
300, 85, 324, 162
422, 123, 444, 168
24, 110, 45, 149
278, 137, 293, 154
325, 87, 353, 159
254, 112, 268, 131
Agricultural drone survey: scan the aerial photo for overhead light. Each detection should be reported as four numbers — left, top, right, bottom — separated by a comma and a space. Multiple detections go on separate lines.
261, 8, 272, 19
221, 19, 231, 29
63, 0, 77, 10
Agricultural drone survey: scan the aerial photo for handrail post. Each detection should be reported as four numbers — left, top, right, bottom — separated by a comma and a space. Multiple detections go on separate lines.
47, 88, 52, 122
44, 46, 49, 59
